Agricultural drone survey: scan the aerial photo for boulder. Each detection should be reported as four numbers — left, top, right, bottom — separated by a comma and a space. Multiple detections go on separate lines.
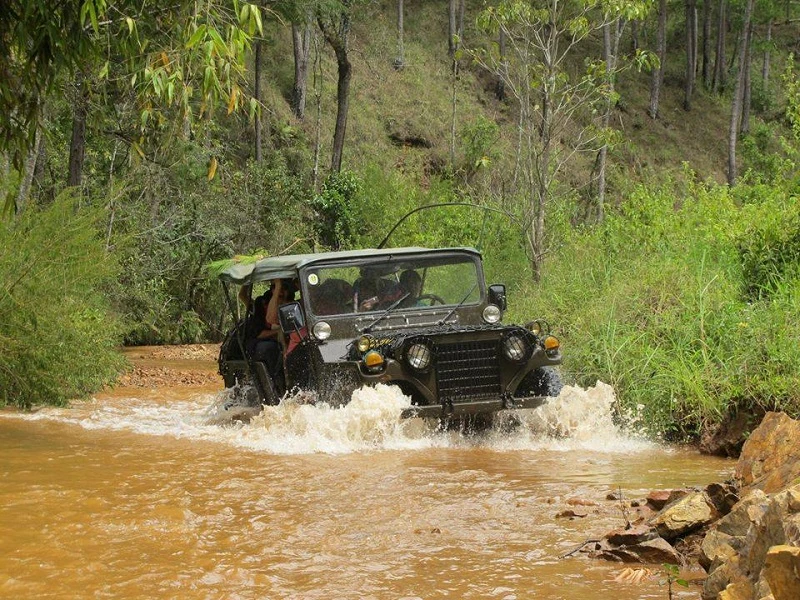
702, 483, 800, 600
591, 535, 682, 564
705, 482, 740, 515
736, 412, 800, 493
646, 489, 690, 511
605, 524, 658, 546
762, 545, 800, 600
652, 491, 718, 540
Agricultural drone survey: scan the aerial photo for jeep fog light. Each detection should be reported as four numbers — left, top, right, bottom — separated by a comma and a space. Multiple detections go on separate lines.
363, 350, 385, 371
544, 335, 560, 356
357, 335, 373, 353
313, 321, 331, 340
483, 304, 501, 323
503, 334, 529, 362
406, 343, 432, 371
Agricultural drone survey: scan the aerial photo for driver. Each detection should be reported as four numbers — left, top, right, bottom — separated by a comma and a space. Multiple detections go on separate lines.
399, 270, 422, 307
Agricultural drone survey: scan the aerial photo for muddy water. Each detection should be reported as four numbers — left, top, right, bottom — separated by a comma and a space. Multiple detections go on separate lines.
0, 355, 734, 600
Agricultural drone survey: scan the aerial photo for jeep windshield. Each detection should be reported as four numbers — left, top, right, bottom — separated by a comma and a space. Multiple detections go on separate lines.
304, 254, 483, 317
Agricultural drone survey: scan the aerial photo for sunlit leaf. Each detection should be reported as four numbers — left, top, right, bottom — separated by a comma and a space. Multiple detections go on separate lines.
207, 156, 218, 181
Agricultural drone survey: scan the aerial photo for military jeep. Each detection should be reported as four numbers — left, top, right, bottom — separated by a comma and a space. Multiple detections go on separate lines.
217, 246, 562, 419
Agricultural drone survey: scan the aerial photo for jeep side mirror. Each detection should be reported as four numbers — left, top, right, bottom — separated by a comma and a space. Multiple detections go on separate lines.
278, 302, 305, 332
488, 284, 507, 311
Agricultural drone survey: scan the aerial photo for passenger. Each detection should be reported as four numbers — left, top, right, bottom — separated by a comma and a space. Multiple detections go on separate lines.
243, 284, 276, 360
399, 270, 423, 307
354, 272, 403, 312
313, 278, 353, 315
267, 278, 312, 388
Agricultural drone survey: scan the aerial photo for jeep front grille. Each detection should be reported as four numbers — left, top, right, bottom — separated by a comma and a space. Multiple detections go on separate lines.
435, 340, 501, 402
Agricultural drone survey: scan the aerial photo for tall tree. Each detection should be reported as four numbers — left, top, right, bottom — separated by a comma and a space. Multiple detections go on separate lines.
649, 0, 668, 118
684, 0, 698, 110
702, 0, 712, 87
67, 70, 88, 187
318, 1, 353, 173
476, 0, 650, 279
728, 0, 755, 184
291, 20, 313, 118
712, 0, 727, 93
396, 0, 405, 69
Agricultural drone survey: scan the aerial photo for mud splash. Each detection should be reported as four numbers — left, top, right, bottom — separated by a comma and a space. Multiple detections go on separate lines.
4, 381, 654, 455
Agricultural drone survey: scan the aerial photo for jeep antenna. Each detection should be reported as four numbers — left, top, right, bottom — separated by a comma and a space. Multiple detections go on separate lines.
377, 202, 520, 251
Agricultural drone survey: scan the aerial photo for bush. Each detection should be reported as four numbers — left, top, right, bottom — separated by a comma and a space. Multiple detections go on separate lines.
0, 193, 124, 408
516, 181, 800, 439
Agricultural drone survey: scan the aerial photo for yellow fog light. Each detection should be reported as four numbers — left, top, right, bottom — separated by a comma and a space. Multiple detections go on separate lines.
357, 335, 373, 353
363, 350, 384, 370
544, 336, 560, 351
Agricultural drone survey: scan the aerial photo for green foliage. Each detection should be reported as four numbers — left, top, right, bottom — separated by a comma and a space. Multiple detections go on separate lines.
516, 180, 800, 439
460, 116, 500, 179
0, 192, 124, 408
108, 147, 313, 345
736, 195, 800, 300
312, 170, 365, 250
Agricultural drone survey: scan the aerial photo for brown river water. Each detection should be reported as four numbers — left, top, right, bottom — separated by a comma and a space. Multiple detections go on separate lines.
0, 349, 735, 599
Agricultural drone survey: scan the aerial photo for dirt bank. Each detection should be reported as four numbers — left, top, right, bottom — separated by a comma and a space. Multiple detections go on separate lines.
115, 344, 221, 388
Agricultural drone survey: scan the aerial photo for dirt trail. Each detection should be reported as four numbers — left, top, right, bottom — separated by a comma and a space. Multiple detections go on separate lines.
115, 344, 221, 388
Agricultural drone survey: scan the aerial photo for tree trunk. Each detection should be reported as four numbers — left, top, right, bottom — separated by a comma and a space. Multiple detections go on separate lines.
741, 22, 752, 135
684, 0, 697, 110
702, 0, 711, 87
67, 71, 87, 187
631, 20, 639, 52
15, 128, 41, 214
728, 0, 754, 185
254, 37, 263, 162
712, 0, 726, 93
448, 0, 457, 56
395, 0, 404, 68
496, 29, 506, 101
649, 0, 667, 118
762, 19, 772, 86
291, 21, 312, 119
319, 12, 352, 173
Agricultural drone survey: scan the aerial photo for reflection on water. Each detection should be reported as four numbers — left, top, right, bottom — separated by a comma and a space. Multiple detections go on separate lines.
0, 377, 732, 599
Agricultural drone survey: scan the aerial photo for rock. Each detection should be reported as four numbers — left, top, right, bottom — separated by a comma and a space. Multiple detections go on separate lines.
705, 482, 740, 515
606, 524, 658, 546
566, 497, 598, 507
736, 412, 800, 493
555, 509, 587, 519
762, 545, 800, 600
701, 483, 800, 600
700, 409, 764, 457
652, 491, 718, 540
646, 489, 689, 511
717, 580, 755, 600
594, 536, 683, 564
699, 529, 738, 570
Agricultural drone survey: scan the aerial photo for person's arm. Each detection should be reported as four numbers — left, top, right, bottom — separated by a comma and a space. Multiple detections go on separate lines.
266, 279, 282, 326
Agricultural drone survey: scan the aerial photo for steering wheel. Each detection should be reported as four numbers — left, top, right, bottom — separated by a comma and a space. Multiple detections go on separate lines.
417, 293, 446, 306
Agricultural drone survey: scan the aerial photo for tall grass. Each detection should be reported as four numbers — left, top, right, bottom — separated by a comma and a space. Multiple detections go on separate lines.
0, 193, 124, 408
514, 179, 800, 438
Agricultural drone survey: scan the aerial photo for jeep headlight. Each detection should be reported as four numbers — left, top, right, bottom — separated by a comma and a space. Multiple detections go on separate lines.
503, 333, 529, 363
483, 304, 502, 324
406, 342, 432, 371
312, 321, 331, 341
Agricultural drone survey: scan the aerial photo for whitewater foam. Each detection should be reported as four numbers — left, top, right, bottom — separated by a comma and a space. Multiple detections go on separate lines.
2, 381, 655, 454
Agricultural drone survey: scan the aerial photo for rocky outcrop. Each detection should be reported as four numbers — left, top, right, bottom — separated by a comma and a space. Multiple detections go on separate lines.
588, 411, 800, 600
734, 412, 800, 493
700, 484, 800, 599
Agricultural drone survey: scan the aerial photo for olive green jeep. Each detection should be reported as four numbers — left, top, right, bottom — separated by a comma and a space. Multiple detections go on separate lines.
218, 246, 562, 419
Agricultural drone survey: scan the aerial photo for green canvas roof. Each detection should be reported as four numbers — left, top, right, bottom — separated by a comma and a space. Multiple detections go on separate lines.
218, 247, 481, 285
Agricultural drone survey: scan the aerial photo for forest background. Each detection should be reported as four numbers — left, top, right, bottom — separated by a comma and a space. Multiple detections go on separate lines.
2, 0, 800, 441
